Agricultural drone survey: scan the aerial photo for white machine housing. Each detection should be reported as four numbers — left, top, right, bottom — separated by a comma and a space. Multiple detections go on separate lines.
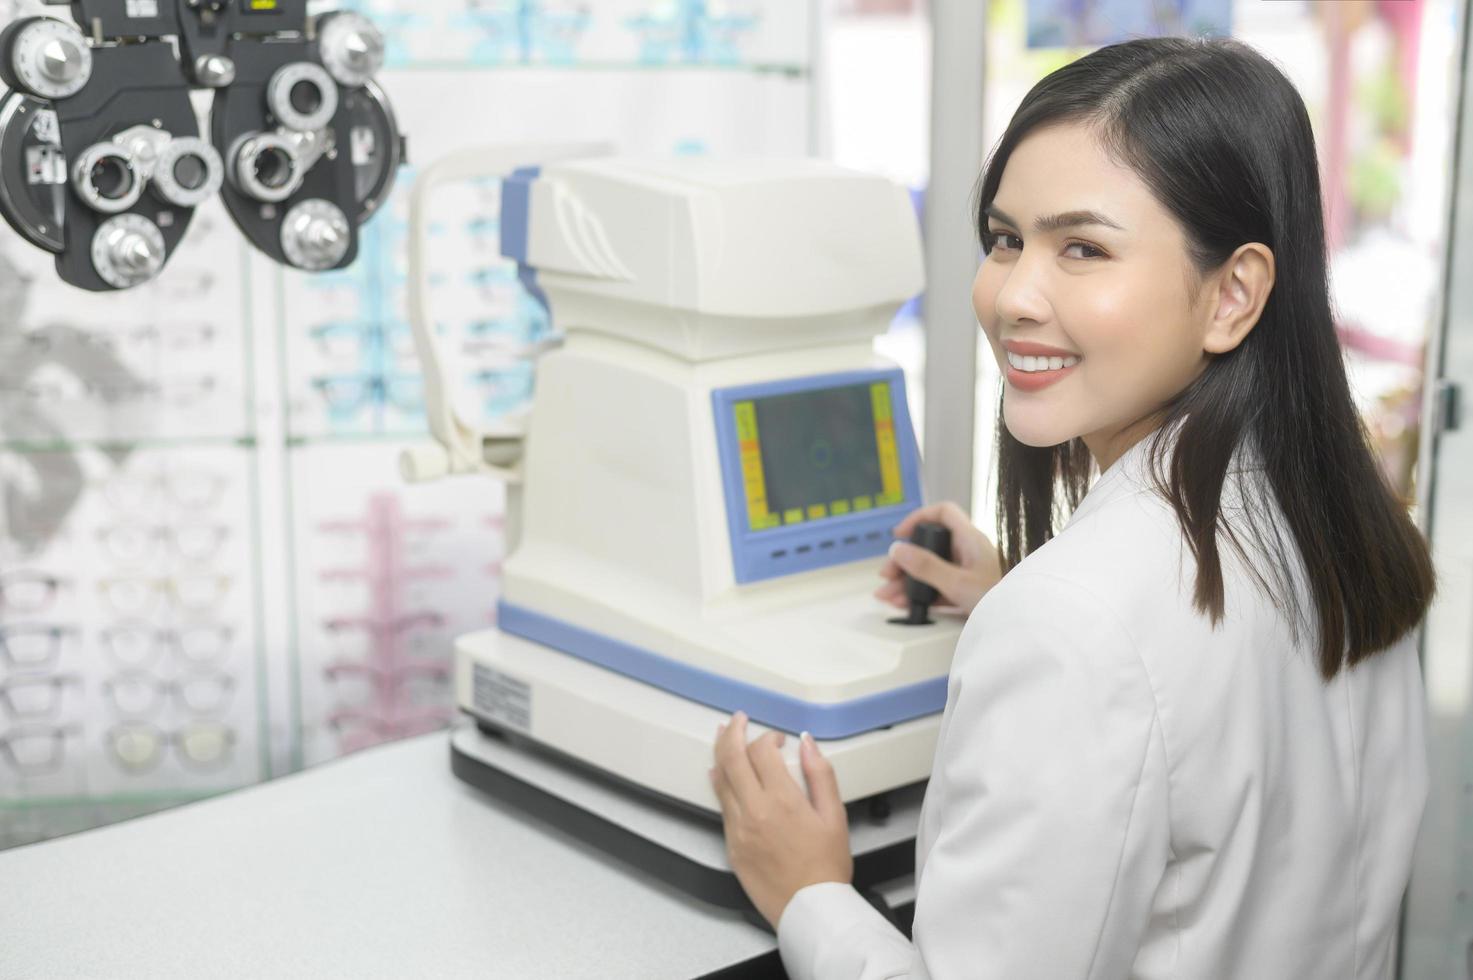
447, 155, 965, 812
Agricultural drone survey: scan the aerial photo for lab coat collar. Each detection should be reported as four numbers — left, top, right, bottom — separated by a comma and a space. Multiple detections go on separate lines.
1063, 416, 1264, 532
1063, 417, 1181, 530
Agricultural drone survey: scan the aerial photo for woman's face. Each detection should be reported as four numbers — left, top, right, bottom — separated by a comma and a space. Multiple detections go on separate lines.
972, 121, 1217, 470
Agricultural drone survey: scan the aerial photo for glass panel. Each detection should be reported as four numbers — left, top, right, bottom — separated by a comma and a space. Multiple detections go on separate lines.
821, 0, 931, 439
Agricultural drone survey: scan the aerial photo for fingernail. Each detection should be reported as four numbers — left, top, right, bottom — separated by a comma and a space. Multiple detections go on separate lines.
888, 541, 902, 559
717, 723, 726, 737
734, 710, 747, 724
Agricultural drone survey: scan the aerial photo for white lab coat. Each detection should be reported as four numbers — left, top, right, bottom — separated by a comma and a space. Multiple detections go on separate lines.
778, 431, 1429, 980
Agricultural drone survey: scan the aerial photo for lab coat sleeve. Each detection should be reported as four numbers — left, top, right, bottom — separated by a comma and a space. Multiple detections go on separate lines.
778, 570, 1170, 980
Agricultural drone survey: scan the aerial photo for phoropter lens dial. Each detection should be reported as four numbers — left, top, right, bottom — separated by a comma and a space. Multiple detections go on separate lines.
1, 17, 93, 101
227, 131, 304, 203
316, 12, 386, 88
151, 136, 225, 208
280, 197, 350, 271
71, 142, 143, 214
90, 213, 165, 289
266, 62, 340, 133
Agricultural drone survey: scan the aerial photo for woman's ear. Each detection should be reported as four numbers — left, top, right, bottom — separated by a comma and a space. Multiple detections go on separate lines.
1203, 243, 1275, 355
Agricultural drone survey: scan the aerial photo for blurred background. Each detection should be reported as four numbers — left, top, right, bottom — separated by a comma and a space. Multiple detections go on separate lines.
0, 0, 1469, 973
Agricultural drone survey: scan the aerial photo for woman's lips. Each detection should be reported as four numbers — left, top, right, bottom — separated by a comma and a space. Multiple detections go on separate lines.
1005, 360, 1080, 392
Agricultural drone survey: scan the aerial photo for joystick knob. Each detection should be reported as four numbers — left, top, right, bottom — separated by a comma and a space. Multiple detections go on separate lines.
893, 521, 952, 626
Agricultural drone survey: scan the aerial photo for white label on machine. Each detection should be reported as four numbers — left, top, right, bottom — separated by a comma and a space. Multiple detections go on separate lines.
126, 0, 160, 16
473, 663, 532, 730
26, 146, 65, 185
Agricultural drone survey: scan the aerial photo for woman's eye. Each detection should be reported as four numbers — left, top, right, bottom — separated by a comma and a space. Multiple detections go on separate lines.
986, 230, 1022, 253
984, 232, 1105, 259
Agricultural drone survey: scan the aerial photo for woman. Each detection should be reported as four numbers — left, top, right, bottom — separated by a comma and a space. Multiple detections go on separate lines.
710, 36, 1435, 979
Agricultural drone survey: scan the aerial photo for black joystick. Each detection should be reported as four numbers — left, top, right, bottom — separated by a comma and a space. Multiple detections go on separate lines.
890, 521, 952, 626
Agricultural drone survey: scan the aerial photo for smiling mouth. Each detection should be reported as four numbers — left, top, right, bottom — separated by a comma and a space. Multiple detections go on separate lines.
1005, 352, 1081, 373
1003, 354, 1080, 392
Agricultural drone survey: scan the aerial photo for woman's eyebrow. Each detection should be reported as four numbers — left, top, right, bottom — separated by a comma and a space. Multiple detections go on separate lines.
985, 204, 1125, 233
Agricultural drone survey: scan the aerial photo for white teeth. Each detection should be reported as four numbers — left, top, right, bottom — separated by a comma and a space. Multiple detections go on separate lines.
1006, 352, 1080, 372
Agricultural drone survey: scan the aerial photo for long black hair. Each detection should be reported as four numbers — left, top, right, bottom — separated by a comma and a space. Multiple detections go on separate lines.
977, 36, 1435, 681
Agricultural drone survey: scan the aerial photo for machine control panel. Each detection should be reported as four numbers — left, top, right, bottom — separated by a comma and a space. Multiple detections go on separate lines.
713, 368, 924, 584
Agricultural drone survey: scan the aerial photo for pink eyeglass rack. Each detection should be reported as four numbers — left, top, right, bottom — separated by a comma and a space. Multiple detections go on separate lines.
318, 492, 459, 754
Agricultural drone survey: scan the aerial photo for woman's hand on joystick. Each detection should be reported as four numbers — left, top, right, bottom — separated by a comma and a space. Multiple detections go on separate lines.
874, 501, 1003, 616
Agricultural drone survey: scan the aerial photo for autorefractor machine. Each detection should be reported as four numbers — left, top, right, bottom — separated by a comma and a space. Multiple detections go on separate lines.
403, 148, 965, 908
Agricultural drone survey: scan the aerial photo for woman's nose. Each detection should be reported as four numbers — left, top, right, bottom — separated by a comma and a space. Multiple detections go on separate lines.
991, 253, 1053, 327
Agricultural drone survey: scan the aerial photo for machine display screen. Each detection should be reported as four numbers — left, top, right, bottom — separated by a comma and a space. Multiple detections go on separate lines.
730, 381, 905, 532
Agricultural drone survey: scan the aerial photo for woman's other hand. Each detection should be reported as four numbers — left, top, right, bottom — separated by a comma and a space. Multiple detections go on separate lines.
874, 501, 1003, 616
711, 712, 853, 928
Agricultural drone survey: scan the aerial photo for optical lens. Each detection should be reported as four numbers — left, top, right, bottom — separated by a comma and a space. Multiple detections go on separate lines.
173, 153, 208, 191
252, 147, 294, 190
290, 79, 324, 116
110, 724, 161, 772
178, 722, 232, 768
176, 625, 232, 666
89, 156, 133, 200
1, 627, 62, 669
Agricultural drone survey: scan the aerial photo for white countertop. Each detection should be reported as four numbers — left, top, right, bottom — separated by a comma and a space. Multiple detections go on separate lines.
0, 727, 781, 979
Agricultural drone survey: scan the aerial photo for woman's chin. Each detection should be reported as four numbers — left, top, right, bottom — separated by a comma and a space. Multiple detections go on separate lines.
1003, 416, 1076, 450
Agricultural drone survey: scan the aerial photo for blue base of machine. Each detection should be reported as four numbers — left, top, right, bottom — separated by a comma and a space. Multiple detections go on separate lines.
496, 600, 947, 739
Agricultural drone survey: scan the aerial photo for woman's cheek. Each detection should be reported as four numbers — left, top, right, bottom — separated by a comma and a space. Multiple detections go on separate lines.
972, 279, 995, 334
972, 273, 1005, 354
